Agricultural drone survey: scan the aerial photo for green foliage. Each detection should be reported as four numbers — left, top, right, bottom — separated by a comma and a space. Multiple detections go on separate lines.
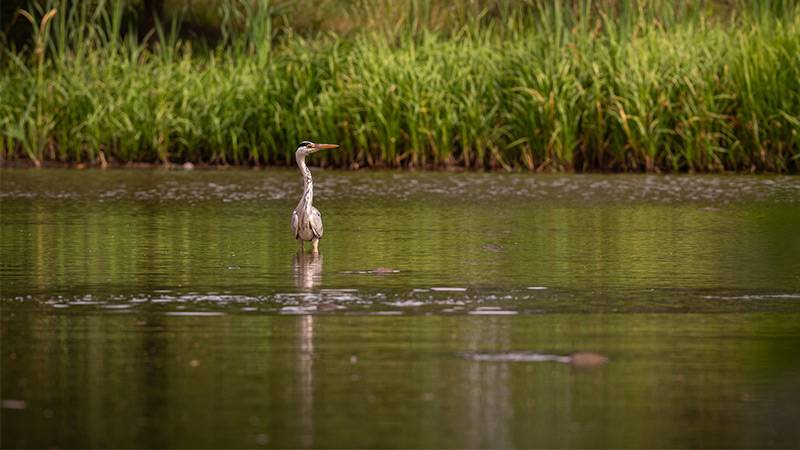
1, 0, 799, 171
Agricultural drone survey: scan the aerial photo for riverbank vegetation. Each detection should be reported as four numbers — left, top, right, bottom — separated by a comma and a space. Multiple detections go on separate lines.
1, 0, 798, 171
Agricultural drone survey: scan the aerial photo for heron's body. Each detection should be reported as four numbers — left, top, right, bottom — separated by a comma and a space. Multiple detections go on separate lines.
291, 141, 338, 252
291, 207, 323, 242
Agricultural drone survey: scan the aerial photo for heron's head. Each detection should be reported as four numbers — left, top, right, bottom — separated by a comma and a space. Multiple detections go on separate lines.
296, 140, 339, 155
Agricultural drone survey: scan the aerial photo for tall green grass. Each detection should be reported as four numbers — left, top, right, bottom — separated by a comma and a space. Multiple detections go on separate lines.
1, 0, 799, 171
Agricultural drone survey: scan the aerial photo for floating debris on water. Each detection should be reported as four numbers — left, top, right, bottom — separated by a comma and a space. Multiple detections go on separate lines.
430, 287, 467, 292
482, 243, 503, 252
342, 268, 400, 274
460, 351, 608, 368
461, 352, 566, 363
567, 352, 610, 368
1, 399, 27, 410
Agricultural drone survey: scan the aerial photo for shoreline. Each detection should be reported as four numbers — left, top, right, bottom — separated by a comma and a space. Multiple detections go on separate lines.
0, 159, 792, 175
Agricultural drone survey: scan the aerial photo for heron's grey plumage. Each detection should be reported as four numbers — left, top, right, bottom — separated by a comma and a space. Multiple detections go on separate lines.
291, 141, 337, 252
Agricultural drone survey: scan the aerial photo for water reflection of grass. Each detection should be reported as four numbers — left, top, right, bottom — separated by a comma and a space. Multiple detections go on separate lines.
1, 1, 798, 171
4, 312, 799, 447
5, 170, 797, 296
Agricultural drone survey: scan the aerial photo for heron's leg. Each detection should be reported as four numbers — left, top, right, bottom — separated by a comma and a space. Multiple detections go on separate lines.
311, 238, 319, 253
298, 239, 305, 253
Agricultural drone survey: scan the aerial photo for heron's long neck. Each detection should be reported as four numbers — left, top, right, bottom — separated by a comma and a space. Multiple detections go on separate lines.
296, 153, 314, 212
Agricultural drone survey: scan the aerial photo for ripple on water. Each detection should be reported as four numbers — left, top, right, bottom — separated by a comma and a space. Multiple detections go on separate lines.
3, 171, 796, 204
386, 300, 426, 307
468, 307, 518, 315
280, 306, 317, 314
15, 286, 800, 317
163, 312, 225, 317
704, 293, 800, 300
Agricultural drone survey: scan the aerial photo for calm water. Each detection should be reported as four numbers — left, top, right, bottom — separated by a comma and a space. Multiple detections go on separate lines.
1, 169, 799, 448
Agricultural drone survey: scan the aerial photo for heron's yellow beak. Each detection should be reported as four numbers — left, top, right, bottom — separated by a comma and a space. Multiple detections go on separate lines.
313, 143, 339, 150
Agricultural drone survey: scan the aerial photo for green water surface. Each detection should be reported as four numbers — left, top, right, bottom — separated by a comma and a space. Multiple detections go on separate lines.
1, 169, 799, 448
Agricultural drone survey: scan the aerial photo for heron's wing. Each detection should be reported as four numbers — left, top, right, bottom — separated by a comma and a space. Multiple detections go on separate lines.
310, 207, 323, 239
291, 210, 300, 239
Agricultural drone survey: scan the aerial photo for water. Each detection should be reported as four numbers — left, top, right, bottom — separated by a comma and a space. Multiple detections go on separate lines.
2, 169, 799, 448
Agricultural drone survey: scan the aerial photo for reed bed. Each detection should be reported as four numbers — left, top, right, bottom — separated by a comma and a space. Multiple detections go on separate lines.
1, 0, 798, 171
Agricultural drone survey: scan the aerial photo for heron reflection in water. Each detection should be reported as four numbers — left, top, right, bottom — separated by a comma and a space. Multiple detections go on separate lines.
291, 141, 339, 253
292, 250, 320, 446
297, 313, 314, 447
293, 251, 323, 291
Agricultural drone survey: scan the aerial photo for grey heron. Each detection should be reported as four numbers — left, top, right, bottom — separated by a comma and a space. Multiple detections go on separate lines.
291, 140, 339, 253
